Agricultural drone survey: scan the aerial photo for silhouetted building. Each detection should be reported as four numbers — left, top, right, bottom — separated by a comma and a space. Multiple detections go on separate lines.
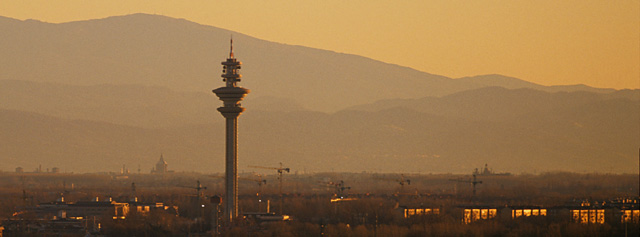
23, 197, 129, 220
151, 154, 168, 174
611, 197, 640, 224
127, 198, 178, 216
473, 163, 511, 176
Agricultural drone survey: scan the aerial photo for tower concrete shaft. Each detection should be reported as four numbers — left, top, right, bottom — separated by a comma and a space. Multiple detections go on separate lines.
213, 40, 249, 224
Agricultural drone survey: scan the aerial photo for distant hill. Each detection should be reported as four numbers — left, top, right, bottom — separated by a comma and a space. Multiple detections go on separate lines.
0, 80, 306, 128
455, 74, 616, 93
0, 14, 619, 112
347, 87, 640, 122
2, 87, 637, 174
1, 14, 636, 174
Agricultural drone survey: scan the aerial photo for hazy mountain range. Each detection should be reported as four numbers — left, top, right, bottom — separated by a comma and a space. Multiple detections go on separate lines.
1, 14, 637, 174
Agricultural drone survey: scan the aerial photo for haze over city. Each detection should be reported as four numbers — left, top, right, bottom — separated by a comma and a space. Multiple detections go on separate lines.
0, 1, 638, 174
1, 2, 639, 236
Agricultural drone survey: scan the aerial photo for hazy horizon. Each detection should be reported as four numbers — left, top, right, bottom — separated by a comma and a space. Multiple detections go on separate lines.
1, 1, 638, 89
0, 4, 638, 234
0, 9, 638, 174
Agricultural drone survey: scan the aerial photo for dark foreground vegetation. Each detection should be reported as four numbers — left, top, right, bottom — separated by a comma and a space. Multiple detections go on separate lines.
0, 171, 637, 236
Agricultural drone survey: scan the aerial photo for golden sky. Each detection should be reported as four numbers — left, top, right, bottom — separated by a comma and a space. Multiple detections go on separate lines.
2, 0, 638, 89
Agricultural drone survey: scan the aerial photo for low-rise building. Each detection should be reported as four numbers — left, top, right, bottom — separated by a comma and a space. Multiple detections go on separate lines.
457, 205, 498, 224
127, 197, 177, 215
399, 206, 440, 219
503, 206, 547, 219
21, 197, 129, 220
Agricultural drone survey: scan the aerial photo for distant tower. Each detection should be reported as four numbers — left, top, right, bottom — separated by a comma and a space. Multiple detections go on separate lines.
153, 154, 168, 173
213, 38, 250, 223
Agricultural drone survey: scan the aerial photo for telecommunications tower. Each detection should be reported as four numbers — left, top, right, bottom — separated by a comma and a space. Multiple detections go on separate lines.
213, 38, 250, 223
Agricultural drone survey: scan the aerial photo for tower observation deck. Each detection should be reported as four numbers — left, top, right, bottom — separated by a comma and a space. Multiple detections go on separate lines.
212, 39, 250, 224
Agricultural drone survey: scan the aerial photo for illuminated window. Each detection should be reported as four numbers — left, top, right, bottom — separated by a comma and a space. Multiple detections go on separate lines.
523, 209, 532, 217
481, 209, 488, 219
405, 208, 439, 218
623, 210, 640, 223
464, 209, 472, 224
589, 210, 596, 224
515, 210, 522, 218
622, 210, 632, 223
473, 209, 481, 221
580, 210, 589, 224
464, 208, 495, 223
540, 209, 547, 216
595, 210, 604, 224
532, 209, 539, 216
488, 209, 497, 218
572, 209, 605, 224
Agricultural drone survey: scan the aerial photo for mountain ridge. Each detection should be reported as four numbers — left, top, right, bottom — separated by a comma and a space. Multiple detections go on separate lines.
2, 13, 636, 174
0, 13, 622, 112
1, 83, 637, 174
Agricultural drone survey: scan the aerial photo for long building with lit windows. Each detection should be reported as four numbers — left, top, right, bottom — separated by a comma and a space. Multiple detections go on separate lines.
415, 198, 639, 225
460, 206, 498, 224
504, 206, 547, 219
399, 205, 441, 218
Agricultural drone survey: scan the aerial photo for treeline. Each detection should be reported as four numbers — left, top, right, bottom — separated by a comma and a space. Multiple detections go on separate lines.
0, 171, 637, 236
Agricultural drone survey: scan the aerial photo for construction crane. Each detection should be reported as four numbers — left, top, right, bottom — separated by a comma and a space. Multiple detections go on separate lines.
248, 163, 290, 214
240, 176, 267, 212
321, 180, 355, 222
376, 174, 411, 195
239, 176, 267, 194
178, 180, 207, 202
449, 174, 483, 198
327, 180, 351, 199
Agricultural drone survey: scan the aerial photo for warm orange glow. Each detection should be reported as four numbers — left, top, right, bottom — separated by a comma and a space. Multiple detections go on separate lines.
404, 208, 440, 218
0, 0, 636, 89
622, 210, 640, 223
512, 208, 546, 219
572, 209, 605, 224
464, 208, 496, 223
330, 197, 357, 203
